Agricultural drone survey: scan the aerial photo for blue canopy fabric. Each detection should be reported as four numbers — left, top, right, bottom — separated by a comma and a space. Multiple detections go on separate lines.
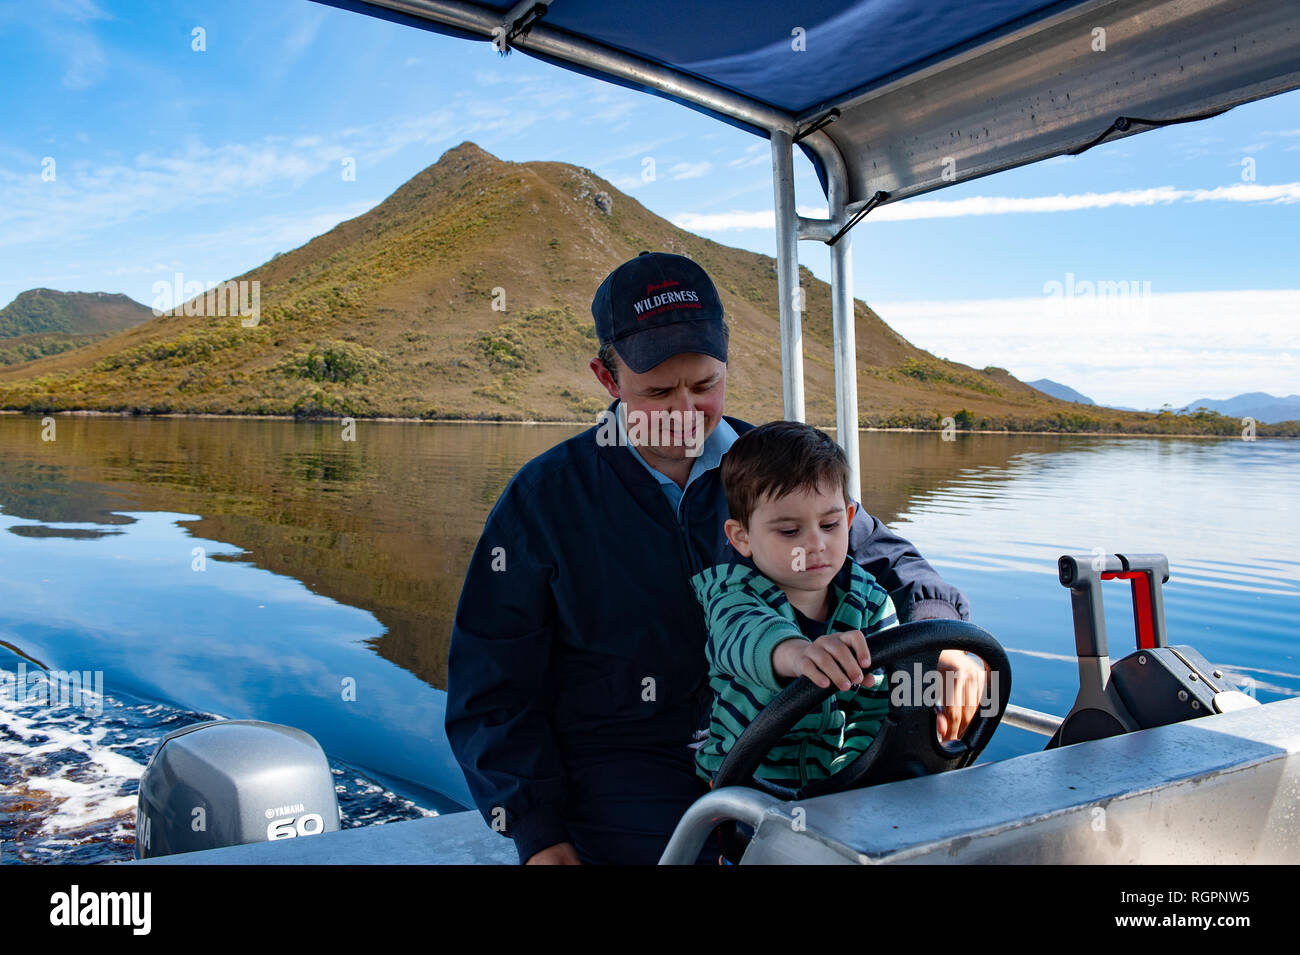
486, 0, 1084, 116
317, 1, 1084, 114
314, 0, 1300, 204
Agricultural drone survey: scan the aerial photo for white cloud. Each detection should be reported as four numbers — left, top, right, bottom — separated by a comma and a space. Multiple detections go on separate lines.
671, 183, 1300, 231
869, 289, 1300, 409
727, 143, 768, 169
0, 199, 383, 309
0, 73, 694, 253
667, 161, 712, 180
587, 135, 688, 169
284, 7, 327, 57
12, 0, 114, 90
672, 209, 767, 230
586, 95, 640, 125
0, 141, 334, 249
185, 200, 382, 256
59, 28, 109, 89
472, 70, 519, 86
671, 204, 828, 231
105, 262, 181, 276
606, 174, 646, 190
0, 92, 551, 249
875, 182, 1300, 219
47, 0, 110, 20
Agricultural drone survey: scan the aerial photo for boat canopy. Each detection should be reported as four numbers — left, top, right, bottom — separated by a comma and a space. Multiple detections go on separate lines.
313, 0, 1300, 498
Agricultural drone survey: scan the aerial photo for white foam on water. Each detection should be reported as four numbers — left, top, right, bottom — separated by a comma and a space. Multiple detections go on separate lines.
2, 668, 441, 863
0, 674, 152, 845
335, 769, 438, 825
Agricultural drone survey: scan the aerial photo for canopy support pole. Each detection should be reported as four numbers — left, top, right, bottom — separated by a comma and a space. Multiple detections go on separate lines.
796, 132, 862, 503
769, 129, 804, 423
826, 163, 861, 504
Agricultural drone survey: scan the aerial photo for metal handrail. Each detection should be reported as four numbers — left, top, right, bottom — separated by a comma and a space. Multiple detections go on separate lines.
658, 788, 784, 865
1002, 703, 1063, 736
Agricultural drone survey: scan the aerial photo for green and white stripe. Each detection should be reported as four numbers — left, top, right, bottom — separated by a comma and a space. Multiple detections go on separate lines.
692, 559, 898, 787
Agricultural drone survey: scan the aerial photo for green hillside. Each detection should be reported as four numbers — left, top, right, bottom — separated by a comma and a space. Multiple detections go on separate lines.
0, 289, 153, 368
0, 289, 152, 338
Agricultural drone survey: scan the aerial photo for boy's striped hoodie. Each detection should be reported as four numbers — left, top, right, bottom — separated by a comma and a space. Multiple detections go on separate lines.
691, 556, 899, 787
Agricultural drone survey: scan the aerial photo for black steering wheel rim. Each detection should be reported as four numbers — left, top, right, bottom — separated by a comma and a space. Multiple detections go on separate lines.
710, 618, 1011, 802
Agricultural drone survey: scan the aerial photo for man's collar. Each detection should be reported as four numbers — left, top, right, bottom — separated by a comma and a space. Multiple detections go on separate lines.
692, 413, 738, 477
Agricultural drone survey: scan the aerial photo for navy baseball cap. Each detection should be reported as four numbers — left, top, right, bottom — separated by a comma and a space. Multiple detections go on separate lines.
591, 251, 727, 373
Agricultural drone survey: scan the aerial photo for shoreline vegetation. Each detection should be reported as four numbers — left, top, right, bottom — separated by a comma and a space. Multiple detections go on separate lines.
2, 407, 1294, 438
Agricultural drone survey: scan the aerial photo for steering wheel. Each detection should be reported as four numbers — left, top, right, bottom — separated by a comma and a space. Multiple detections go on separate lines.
709, 619, 1011, 861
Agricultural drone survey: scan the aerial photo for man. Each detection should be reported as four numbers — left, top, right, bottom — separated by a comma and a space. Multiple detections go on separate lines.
445, 251, 983, 865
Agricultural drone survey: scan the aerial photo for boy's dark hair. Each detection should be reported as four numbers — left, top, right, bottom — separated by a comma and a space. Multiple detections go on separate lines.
721, 420, 852, 527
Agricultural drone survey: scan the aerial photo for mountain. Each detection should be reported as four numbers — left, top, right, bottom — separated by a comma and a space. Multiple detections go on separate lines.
1179, 393, 1300, 424
0, 290, 154, 367
0, 289, 152, 338
0, 142, 1290, 435
1027, 379, 1095, 405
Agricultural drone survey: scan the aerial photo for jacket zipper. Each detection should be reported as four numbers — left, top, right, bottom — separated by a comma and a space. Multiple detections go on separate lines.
798, 697, 834, 787
676, 477, 700, 576
800, 588, 851, 786
676, 478, 712, 730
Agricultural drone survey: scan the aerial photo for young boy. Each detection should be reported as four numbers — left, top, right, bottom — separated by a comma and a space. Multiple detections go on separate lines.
692, 420, 898, 788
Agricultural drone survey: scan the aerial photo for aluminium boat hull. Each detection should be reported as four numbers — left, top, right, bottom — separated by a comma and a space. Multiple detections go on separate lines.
122, 696, 1300, 865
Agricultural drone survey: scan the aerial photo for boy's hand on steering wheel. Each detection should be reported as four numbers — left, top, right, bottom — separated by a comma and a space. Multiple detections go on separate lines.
773, 631, 875, 693
935, 649, 990, 741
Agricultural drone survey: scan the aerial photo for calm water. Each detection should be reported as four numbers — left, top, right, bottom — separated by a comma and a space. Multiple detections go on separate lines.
1, 415, 1296, 864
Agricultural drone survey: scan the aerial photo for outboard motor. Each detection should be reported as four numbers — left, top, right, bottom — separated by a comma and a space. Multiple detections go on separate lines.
1048, 553, 1258, 748
136, 719, 341, 859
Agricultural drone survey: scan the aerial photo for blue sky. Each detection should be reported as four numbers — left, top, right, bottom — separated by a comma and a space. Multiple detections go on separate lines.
2, 0, 1297, 409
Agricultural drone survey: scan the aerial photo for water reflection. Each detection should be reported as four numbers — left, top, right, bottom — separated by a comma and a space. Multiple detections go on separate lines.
889, 436, 1299, 595
0, 415, 1296, 862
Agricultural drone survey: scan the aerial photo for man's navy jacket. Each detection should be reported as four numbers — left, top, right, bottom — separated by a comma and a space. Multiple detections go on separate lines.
444, 407, 970, 862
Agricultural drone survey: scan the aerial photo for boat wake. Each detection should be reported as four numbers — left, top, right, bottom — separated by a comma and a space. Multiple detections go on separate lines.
0, 668, 435, 865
